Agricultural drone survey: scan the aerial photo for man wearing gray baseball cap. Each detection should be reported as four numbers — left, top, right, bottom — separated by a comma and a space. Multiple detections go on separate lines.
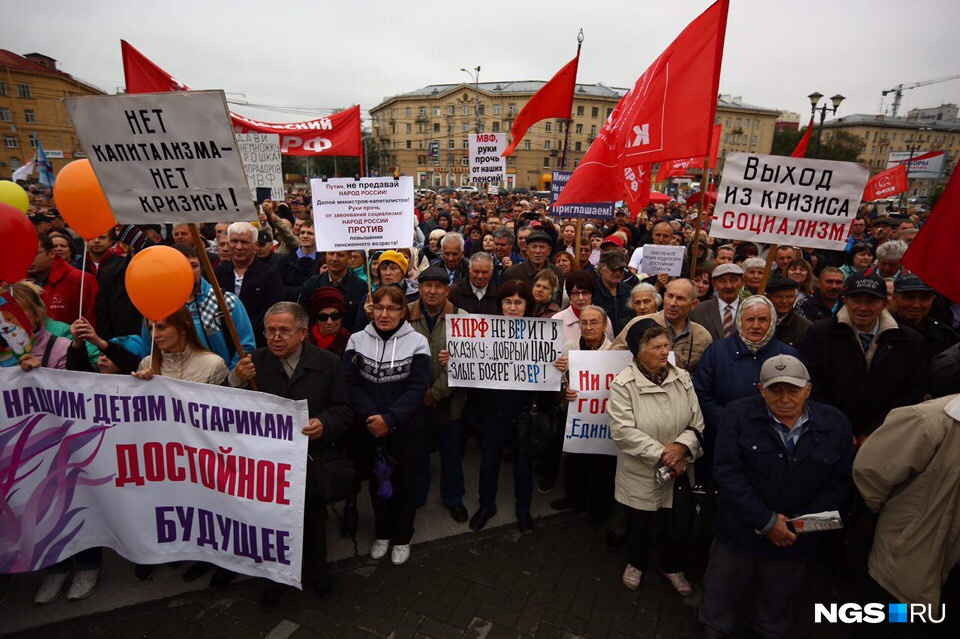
700, 354, 853, 639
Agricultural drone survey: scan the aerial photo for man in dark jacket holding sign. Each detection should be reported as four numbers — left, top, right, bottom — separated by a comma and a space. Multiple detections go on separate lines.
228, 301, 353, 609
700, 355, 852, 639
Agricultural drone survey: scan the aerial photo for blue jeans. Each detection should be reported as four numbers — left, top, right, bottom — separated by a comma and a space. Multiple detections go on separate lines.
416, 419, 465, 507
478, 435, 533, 514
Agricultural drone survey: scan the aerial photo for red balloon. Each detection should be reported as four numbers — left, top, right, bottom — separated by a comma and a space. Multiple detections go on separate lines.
0, 203, 38, 284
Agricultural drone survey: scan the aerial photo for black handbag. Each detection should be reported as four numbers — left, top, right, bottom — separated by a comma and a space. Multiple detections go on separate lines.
671, 426, 716, 542
310, 445, 355, 503
515, 399, 555, 460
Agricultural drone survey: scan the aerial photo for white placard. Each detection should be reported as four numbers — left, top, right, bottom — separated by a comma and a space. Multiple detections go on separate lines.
469, 133, 506, 185
446, 314, 562, 391
310, 177, 415, 251
64, 90, 257, 224
886, 150, 946, 179
711, 153, 870, 251
640, 245, 685, 276
0, 368, 308, 587
563, 350, 633, 455
236, 133, 283, 201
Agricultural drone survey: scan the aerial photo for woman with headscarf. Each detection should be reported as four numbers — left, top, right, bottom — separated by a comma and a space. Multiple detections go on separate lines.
692, 296, 801, 461
608, 318, 705, 595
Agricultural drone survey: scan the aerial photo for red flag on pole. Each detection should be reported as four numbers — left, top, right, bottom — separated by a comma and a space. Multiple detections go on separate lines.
791, 117, 814, 158
502, 55, 580, 157
554, 0, 729, 207
624, 165, 653, 218
862, 164, 908, 201
655, 124, 723, 181
120, 41, 361, 157
901, 164, 960, 301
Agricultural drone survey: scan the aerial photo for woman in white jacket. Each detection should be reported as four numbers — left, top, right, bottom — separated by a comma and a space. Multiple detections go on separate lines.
608, 318, 705, 596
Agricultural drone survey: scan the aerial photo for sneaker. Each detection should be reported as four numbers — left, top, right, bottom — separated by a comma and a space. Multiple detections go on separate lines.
662, 571, 692, 596
537, 477, 554, 494
370, 539, 390, 560
622, 564, 641, 591
134, 564, 155, 581
34, 571, 73, 605
66, 567, 102, 601
391, 544, 411, 566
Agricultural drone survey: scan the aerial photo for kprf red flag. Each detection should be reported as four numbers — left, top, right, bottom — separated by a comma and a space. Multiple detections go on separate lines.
901, 164, 960, 301
655, 124, 722, 181
862, 164, 908, 201
121, 41, 361, 157
791, 117, 814, 158
555, 0, 729, 207
625, 165, 653, 219
502, 55, 580, 157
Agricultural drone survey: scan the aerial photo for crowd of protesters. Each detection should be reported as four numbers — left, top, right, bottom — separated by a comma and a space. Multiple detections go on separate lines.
4, 182, 959, 634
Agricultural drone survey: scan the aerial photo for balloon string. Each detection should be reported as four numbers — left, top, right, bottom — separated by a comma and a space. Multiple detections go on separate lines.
78, 244, 88, 324
150, 325, 156, 364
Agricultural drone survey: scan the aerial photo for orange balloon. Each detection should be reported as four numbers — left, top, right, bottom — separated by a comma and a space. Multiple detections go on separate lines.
124, 246, 195, 322
53, 159, 117, 239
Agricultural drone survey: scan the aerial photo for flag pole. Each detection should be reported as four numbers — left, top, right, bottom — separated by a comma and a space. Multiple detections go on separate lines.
357, 107, 366, 178
561, 29, 584, 265
757, 243, 778, 296
188, 223, 257, 390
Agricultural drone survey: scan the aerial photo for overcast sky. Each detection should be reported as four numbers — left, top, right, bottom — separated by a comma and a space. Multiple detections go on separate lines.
6, 0, 960, 125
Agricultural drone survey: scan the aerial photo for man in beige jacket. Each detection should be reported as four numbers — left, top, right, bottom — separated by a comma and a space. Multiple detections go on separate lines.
853, 394, 960, 607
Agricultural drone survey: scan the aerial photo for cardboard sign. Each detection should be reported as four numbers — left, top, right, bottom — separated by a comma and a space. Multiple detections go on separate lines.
469, 133, 506, 185
550, 170, 616, 219
563, 350, 632, 455
712, 153, 869, 251
64, 90, 257, 224
236, 133, 283, 201
310, 177, 415, 251
446, 314, 562, 391
640, 244, 685, 276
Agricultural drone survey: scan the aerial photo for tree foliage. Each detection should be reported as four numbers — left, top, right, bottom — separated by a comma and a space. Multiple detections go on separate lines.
771, 126, 865, 162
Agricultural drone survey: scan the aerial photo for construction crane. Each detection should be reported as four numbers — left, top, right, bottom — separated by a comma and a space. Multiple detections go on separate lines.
882, 75, 960, 117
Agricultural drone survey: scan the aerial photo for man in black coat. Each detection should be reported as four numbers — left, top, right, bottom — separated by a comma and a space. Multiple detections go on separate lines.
448, 252, 499, 315
215, 222, 284, 348
765, 276, 812, 350
800, 268, 927, 440
229, 301, 353, 608
891, 273, 959, 362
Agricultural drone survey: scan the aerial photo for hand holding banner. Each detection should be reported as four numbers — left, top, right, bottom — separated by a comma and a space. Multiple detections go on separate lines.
563, 350, 632, 455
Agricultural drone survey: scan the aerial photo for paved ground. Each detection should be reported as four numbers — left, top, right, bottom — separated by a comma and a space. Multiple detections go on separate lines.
5, 510, 859, 639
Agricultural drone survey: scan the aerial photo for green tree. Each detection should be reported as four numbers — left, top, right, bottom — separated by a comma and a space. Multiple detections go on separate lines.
817, 129, 865, 162
771, 127, 805, 156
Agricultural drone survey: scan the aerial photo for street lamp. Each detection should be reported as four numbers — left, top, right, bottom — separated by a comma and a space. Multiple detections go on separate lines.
808, 92, 845, 158
901, 126, 932, 209
461, 66, 481, 133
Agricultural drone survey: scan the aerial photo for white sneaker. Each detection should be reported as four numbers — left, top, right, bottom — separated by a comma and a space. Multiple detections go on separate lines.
391, 544, 411, 566
66, 567, 102, 601
662, 570, 692, 596
34, 571, 73, 605
370, 539, 390, 560
622, 564, 641, 591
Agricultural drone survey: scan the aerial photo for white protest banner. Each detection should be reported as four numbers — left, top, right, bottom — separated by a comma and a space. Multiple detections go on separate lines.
711, 153, 870, 251
886, 150, 946, 179
311, 177, 414, 251
640, 244, 685, 276
563, 350, 632, 455
64, 90, 257, 224
236, 133, 283, 201
0, 368, 309, 587
446, 314, 562, 391
488, 184, 499, 196
469, 133, 506, 185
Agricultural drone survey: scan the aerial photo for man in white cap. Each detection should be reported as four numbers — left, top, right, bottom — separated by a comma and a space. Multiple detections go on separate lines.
700, 355, 853, 639
689, 263, 744, 342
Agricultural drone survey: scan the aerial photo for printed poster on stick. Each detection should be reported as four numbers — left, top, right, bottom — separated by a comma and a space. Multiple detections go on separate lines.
236, 133, 283, 201
311, 177, 414, 251
711, 153, 869, 251
639, 245, 685, 277
563, 350, 632, 455
469, 133, 506, 186
550, 170, 615, 219
445, 314, 562, 391
0, 368, 309, 587
64, 90, 257, 224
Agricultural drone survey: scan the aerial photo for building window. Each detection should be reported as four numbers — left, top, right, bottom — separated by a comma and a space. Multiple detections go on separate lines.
545, 140, 551, 150
447, 105, 455, 116
477, 105, 485, 116
434, 123, 440, 133
24, 109, 35, 124
17, 84, 31, 99
0, 82, 6, 96
406, 123, 412, 133
575, 141, 582, 151
524, 140, 532, 150
449, 139, 455, 149
462, 123, 469, 132
461, 157, 469, 167
751, 136, 757, 145
753, 119, 759, 129
492, 121, 500, 132
0, 108, 9, 122
419, 107, 426, 116
462, 139, 469, 150
574, 159, 580, 168
447, 124, 453, 133
477, 123, 484, 133
29, 134, 39, 149
418, 140, 424, 149
406, 140, 412, 149
418, 156, 426, 164
591, 107, 599, 118
577, 106, 584, 116
417, 123, 425, 133
575, 123, 583, 134
726, 118, 731, 127
434, 106, 441, 116
743, 118, 750, 128
4, 136, 17, 148
590, 125, 597, 136
493, 105, 501, 115
543, 157, 550, 167
544, 122, 552, 133
606, 108, 613, 118
508, 104, 517, 116
463, 105, 470, 116
406, 107, 412, 117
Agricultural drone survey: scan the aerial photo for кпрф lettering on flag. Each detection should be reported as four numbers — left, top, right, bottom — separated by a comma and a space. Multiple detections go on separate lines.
554, 0, 729, 213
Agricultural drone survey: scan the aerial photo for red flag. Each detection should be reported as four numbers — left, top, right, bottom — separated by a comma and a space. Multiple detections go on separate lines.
862, 164, 908, 201
555, 0, 729, 207
655, 126, 722, 181
901, 165, 960, 301
791, 117, 814, 158
624, 165, 652, 218
120, 41, 361, 157
502, 55, 580, 157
